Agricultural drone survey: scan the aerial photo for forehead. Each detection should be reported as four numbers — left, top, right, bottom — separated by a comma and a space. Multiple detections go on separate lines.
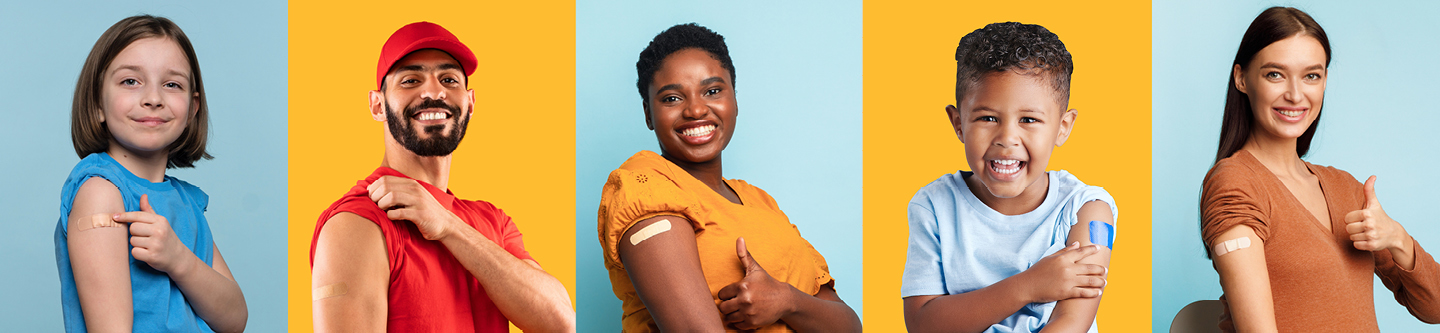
391, 49, 463, 73
1251, 34, 1327, 67
653, 48, 728, 84
961, 71, 1064, 113
109, 36, 191, 76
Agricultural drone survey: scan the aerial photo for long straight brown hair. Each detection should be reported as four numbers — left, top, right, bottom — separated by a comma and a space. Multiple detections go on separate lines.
1214, 7, 1331, 163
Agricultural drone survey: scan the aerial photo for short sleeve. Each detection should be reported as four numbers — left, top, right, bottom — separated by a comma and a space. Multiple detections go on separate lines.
901, 195, 946, 297
491, 207, 535, 263
1200, 161, 1271, 248
597, 167, 701, 270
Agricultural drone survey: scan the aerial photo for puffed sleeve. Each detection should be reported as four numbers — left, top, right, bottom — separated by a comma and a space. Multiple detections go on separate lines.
1200, 160, 1272, 250
597, 166, 702, 270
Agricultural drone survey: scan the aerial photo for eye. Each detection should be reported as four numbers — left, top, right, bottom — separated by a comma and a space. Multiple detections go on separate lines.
660, 96, 680, 103
1264, 72, 1282, 80
1304, 73, 1322, 80
400, 78, 419, 85
164, 82, 183, 89
974, 115, 998, 122
1019, 117, 1039, 123
120, 78, 139, 86
442, 77, 460, 84
705, 88, 722, 96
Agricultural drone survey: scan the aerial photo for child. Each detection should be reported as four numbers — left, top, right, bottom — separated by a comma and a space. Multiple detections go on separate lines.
901, 22, 1117, 333
54, 15, 247, 333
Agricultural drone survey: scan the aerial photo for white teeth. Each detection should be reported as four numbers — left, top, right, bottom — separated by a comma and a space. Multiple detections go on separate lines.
991, 159, 1022, 175
681, 125, 716, 137
1278, 110, 1302, 117
416, 112, 448, 121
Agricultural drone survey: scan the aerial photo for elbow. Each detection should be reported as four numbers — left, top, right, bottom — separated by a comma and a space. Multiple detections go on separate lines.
515, 304, 575, 333
213, 303, 248, 333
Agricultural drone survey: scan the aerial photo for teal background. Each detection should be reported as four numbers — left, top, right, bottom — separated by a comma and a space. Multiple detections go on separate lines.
0, 1, 288, 331
1153, 1, 1440, 331
574, 0, 864, 330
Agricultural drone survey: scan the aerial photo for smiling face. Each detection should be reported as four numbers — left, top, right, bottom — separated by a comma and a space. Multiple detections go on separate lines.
1235, 34, 1327, 143
374, 49, 474, 157
100, 37, 197, 157
644, 47, 738, 164
948, 70, 1075, 200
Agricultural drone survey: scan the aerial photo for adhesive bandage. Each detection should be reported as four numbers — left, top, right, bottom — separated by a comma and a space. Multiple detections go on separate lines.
312, 283, 348, 301
76, 213, 122, 231
1212, 237, 1252, 257
1089, 220, 1115, 249
629, 219, 672, 246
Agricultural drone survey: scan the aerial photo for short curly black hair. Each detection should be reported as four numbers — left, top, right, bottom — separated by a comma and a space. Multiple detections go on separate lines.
636, 23, 735, 102
955, 22, 1072, 106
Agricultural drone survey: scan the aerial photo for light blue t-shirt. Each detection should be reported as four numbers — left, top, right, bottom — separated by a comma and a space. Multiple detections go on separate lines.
54, 153, 215, 333
902, 170, 1117, 333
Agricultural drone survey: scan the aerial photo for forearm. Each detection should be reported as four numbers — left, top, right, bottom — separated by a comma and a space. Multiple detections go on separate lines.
440, 227, 574, 332
169, 254, 247, 333
1038, 298, 1100, 333
779, 287, 860, 333
1388, 235, 1417, 271
905, 275, 1037, 333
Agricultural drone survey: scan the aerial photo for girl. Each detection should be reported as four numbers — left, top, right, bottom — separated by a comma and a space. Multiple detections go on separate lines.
55, 15, 246, 333
1200, 7, 1440, 332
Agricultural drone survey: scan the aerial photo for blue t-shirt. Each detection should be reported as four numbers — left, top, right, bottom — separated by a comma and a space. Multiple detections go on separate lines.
902, 170, 1117, 333
54, 153, 215, 333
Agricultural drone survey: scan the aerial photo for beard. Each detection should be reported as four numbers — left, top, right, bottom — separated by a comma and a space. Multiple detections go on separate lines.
384, 97, 469, 157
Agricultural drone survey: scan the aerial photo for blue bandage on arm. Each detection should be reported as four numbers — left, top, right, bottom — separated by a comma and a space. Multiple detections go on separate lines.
1089, 220, 1114, 249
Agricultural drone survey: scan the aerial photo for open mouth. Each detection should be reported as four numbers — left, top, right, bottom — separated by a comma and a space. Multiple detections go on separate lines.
988, 158, 1026, 180
676, 122, 717, 145
411, 109, 452, 124
1273, 107, 1306, 123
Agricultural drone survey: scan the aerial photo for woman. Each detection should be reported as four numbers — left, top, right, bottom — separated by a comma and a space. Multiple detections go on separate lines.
1200, 7, 1440, 332
597, 23, 861, 332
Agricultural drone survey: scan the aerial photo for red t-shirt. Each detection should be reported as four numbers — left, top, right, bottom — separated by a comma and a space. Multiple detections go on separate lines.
310, 167, 534, 333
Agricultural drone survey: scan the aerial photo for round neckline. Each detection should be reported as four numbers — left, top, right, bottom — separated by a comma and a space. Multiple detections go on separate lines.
99, 152, 172, 191
956, 170, 1059, 222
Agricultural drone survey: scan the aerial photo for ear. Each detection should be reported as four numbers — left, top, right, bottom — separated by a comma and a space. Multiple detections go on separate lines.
369, 90, 386, 122
190, 92, 201, 117
97, 108, 105, 123
466, 89, 476, 115
1232, 64, 1247, 94
643, 100, 655, 130
945, 104, 964, 141
1055, 108, 1078, 147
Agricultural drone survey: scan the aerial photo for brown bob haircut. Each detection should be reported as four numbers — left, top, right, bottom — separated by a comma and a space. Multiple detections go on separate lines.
71, 15, 211, 168
1214, 7, 1331, 163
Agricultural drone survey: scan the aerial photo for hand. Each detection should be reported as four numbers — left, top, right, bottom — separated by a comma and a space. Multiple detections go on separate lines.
114, 194, 193, 274
718, 237, 797, 330
1021, 242, 1106, 303
367, 176, 462, 240
1345, 176, 1410, 252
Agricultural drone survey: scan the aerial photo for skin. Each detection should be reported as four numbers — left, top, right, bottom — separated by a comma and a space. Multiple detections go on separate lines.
1219, 34, 1417, 332
66, 37, 247, 333
905, 70, 1108, 333
311, 49, 574, 333
618, 47, 861, 332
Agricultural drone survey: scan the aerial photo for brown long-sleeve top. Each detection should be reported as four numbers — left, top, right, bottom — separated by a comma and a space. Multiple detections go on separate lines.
1200, 150, 1440, 332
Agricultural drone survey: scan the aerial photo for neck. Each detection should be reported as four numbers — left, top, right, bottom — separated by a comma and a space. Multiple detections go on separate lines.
107, 142, 169, 183
663, 152, 727, 196
966, 172, 1050, 216
381, 139, 452, 191
1242, 130, 1309, 179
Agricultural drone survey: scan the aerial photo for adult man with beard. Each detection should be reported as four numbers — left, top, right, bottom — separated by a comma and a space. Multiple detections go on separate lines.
309, 22, 574, 333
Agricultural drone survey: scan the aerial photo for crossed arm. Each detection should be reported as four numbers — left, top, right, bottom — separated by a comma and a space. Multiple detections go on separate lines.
617, 215, 861, 332
904, 201, 1112, 333
66, 178, 247, 333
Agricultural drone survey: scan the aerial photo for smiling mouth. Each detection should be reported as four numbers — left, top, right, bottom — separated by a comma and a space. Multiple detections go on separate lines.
414, 111, 451, 121
681, 125, 715, 137
989, 159, 1025, 179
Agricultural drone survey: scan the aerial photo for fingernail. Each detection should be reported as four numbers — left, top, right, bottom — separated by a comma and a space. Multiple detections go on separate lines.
112, 214, 120, 219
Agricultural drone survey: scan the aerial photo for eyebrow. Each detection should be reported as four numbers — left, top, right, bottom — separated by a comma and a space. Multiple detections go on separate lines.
396, 63, 464, 73
655, 76, 728, 95
108, 65, 191, 80
1258, 62, 1325, 71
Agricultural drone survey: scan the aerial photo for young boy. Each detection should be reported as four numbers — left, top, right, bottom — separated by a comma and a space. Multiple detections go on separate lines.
901, 22, 1117, 333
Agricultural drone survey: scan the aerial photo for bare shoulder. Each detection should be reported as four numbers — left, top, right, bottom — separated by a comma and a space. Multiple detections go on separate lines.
67, 177, 124, 231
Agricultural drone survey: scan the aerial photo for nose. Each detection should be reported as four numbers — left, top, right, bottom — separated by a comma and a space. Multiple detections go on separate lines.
993, 121, 1021, 148
681, 98, 710, 119
141, 85, 163, 109
1283, 78, 1302, 103
419, 76, 448, 101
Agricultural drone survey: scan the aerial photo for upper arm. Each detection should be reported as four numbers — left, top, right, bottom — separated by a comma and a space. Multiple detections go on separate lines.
66, 177, 134, 333
312, 212, 388, 333
617, 215, 723, 332
1045, 201, 1114, 331
1211, 225, 1276, 332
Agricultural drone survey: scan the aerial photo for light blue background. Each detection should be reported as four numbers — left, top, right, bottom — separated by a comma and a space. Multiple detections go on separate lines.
1153, 1, 1440, 331
0, 1, 287, 331
575, 0, 863, 330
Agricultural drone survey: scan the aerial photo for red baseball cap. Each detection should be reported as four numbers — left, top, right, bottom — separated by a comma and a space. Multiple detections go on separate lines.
375, 21, 477, 90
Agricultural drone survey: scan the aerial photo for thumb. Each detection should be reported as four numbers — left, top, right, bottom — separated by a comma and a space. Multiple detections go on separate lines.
139, 194, 155, 213
736, 237, 762, 275
1363, 175, 1379, 209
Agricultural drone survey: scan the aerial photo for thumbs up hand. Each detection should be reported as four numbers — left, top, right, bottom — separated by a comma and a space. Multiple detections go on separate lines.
718, 237, 798, 330
113, 194, 194, 275
1345, 176, 1409, 252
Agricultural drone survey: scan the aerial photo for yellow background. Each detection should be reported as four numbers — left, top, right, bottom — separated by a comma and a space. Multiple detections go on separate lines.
286, 1, 575, 332
863, 1, 1152, 331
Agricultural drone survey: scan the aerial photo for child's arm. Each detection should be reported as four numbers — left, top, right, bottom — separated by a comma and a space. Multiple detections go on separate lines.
113, 195, 247, 333
66, 178, 134, 333
619, 216, 726, 332
717, 238, 862, 332
311, 212, 389, 333
903, 243, 1105, 333
1038, 201, 1113, 333
1212, 225, 1277, 332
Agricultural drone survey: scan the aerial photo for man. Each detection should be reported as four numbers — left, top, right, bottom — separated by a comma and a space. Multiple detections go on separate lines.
309, 21, 574, 333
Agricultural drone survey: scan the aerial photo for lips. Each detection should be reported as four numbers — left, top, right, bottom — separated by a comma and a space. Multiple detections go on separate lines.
1273, 107, 1306, 123
676, 121, 718, 145
988, 158, 1026, 181
410, 108, 452, 124
131, 116, 170, 127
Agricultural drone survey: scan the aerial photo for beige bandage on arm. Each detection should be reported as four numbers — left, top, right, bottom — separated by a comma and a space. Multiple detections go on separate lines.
75, 213, 122, 232
312, 283, 348, 301
1212, 236, 1252, 257
629, 219, 672, 246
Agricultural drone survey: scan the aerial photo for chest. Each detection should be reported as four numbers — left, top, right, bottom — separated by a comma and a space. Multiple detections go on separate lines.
1275, 174, 1331, 230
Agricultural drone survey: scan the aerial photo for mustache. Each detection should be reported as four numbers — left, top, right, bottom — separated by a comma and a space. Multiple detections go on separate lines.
404, 98, 462, 118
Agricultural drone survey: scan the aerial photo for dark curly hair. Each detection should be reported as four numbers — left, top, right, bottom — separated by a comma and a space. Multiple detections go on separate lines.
635, 23, 735, 102
954, 22, 1072, 106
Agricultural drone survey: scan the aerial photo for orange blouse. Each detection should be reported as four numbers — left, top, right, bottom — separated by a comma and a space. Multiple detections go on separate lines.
598, 150, 833, 332
1201, 150, 1440, 332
